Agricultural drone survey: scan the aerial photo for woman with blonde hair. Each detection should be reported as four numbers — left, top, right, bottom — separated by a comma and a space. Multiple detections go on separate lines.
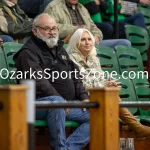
66, 28, 150, 139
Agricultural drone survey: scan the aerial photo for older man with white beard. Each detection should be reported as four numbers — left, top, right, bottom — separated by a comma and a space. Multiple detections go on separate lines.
13, 13, 90, 150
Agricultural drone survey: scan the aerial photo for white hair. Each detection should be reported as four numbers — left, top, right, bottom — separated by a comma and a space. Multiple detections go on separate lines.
32, 13, 55, 29
66, 28, 97, 57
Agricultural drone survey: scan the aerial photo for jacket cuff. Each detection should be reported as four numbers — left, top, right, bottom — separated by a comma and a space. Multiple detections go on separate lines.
79, 93, 89, 101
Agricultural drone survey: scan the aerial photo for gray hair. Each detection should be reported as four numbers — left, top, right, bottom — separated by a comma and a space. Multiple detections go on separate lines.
32, 13, 55, 29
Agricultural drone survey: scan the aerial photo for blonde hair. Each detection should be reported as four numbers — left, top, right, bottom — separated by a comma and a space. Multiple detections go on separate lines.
66, 28, 97, 57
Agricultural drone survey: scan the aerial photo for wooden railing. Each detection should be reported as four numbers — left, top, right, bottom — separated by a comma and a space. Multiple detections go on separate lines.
0, 85, 120, 150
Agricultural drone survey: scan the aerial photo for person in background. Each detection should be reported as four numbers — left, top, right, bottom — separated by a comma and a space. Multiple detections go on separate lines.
44, 0, 131, 48
100, 0, 146, 31
79, 0, 114, 39
0, 0, 33, 43
80, 0, 146, 39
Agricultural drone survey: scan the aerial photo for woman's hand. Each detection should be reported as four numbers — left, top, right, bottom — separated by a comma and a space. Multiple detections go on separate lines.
140, 0, 150, 5
105, 77, 121, 87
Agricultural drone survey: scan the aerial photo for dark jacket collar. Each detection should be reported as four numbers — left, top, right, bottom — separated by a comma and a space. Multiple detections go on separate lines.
13, 35, 64, 61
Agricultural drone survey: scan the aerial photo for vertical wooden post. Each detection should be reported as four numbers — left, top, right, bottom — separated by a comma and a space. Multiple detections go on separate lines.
0, 85, 27, 150
89, 87, 120, 150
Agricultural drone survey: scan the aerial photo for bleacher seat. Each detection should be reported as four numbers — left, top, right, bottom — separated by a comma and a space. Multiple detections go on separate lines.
131, 74, 150, 123
1, 42, 23, 84
146, 26, 150, 44
115, 46, 144, 77
118, 76, 138, 115
125, 25, 149, 62
35, 120, 80, 128
96, 45, 120, 74
0, 47, 9, 85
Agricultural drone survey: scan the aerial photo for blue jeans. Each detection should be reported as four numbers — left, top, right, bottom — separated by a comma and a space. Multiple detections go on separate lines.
124, 13, 146, 29
36, 96, 89, 150
0, 35, 13, 42
118, 13, 146, 38
101, 39, 131, 49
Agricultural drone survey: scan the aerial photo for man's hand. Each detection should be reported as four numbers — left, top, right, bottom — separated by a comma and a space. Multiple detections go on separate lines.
66, 108, 70, 116
82, 99, 90, 112
66, 99, 89, 115
65, 99, 70, 116
94, 0, 100, 5
94, 36, 100, 45
140, 0, 150, 5
134, 8, 138, 14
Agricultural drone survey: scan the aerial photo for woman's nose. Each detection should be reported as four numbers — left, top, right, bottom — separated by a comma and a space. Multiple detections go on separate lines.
85, 40, 89, 44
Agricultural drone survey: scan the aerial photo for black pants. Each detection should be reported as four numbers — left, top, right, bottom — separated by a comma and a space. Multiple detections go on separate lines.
95, 21, 127, 39
95, 22, 113, 40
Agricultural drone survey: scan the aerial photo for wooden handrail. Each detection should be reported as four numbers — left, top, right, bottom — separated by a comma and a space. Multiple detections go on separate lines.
0, 85, 120, 150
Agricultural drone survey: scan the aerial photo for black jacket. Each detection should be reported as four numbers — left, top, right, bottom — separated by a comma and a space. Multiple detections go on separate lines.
14, 36, 88, 101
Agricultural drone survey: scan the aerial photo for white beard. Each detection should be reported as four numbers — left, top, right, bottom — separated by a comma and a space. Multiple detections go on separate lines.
37, 30, 59, 48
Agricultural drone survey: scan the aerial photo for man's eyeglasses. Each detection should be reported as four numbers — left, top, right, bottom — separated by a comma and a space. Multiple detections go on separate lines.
36, 26, 58, 32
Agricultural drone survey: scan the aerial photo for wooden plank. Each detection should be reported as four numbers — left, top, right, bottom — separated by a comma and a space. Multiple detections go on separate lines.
0, 85, 27, 150
89, 87, 120, 150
